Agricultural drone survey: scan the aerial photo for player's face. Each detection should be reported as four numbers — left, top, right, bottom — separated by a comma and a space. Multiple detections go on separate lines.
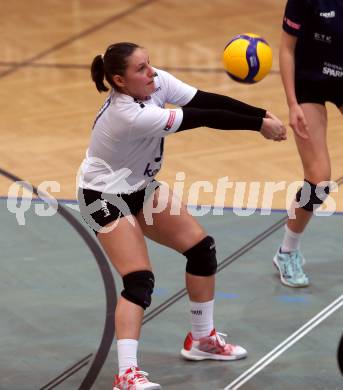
121, 48, 156, 99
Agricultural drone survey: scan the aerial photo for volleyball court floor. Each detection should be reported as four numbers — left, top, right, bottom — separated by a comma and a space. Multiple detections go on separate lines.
1, 194, 342, 390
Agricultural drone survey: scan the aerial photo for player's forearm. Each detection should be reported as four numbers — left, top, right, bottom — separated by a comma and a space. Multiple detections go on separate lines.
184, 90, 266, 118
178, 107, 263, 132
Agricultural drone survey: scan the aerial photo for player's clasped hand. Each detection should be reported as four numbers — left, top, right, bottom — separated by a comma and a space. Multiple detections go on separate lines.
260, 111, 287, 141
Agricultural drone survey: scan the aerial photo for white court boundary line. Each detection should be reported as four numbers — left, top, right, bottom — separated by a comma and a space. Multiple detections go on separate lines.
224, 294, 343, 390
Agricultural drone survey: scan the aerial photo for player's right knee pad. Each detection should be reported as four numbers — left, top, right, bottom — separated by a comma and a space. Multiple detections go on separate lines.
121, 270, 155, 310
183, 235, 217, 276
296, 179, 330, 212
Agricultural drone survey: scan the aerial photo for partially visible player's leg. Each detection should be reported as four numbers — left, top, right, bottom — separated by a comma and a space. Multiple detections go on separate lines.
98, 217, 152, 340
137, 185, 247, 361
338, 334, 343, 375
136, 183, 212, 301
79, 187, 161, 388
289, 102, 330, 231
274, 103, 329, 287
335, 105, 343, 376
97, 219, 161, 390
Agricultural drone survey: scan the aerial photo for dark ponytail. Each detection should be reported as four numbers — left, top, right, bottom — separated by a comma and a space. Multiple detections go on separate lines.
90, 42, 141, 93
91, 55, 109, 92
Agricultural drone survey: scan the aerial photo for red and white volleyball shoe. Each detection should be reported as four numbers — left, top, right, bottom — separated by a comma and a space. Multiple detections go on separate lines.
181, 329, 247, 361
113, 367, 161, 390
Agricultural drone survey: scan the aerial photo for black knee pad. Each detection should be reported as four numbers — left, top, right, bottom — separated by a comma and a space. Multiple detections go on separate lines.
296, 179, 330, 212
183, 236, 217, 276
121, 270, 155, 310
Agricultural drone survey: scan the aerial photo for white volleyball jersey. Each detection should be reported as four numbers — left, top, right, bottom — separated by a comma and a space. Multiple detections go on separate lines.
79, 68, 197, 193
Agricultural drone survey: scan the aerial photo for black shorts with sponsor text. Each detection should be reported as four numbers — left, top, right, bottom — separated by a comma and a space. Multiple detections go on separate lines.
78, 181, 160, 234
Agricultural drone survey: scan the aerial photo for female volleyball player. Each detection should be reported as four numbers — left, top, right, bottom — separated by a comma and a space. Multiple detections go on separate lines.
78, 42, 286, 389
273, 0, 343, 287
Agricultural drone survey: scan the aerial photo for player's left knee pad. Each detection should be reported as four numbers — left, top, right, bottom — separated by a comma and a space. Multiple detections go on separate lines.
183, 235, 217, 276
121, 270, 155, 310
296, 180, 330, 212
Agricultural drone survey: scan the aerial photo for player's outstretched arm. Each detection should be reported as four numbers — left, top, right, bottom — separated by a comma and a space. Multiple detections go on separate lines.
178, 107, 286, 142
184, 90, 266, 118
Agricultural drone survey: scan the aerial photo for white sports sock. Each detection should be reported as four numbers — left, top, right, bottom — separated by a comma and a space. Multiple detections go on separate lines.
190, 299, 214, 340
117, 339, 138, 375
281, 225, 302, 253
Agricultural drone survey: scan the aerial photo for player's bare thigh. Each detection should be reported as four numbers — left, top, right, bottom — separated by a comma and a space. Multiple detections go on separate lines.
97, 216, 152, 276
136, 184, 206, 253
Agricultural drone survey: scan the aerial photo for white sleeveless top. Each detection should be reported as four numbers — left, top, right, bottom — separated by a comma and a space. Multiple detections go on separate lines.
79, 68, 196, 194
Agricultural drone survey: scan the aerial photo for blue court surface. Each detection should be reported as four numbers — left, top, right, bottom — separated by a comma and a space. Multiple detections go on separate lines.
1, 198, 342, 390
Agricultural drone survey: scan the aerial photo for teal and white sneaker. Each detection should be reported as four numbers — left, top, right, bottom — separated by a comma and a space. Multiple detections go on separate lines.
273, 248, 309, 287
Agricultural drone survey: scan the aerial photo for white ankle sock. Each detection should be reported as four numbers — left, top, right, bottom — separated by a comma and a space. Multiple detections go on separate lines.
190, 299, 214, 340
281, 225, 302, 253
117, 339, 138, 375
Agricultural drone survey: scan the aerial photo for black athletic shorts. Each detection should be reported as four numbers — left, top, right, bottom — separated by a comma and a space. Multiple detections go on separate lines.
295, 78, 343, 108
78, 181, 160, 234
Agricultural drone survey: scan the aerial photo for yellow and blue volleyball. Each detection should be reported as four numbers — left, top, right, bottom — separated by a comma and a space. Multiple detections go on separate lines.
222, 33, 272, 83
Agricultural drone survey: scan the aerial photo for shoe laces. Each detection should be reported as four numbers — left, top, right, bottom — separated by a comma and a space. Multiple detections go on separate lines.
213, 332, 228, 347
126, 368, 149, 384
280, 258, 293, 278
289, 251, 305, 277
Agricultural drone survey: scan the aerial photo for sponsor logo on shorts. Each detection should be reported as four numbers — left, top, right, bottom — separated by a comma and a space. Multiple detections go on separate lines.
314, 33, 332, 43
323, 66, 343, 78
284, 17, 301, 30
320, 11, 335, 18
